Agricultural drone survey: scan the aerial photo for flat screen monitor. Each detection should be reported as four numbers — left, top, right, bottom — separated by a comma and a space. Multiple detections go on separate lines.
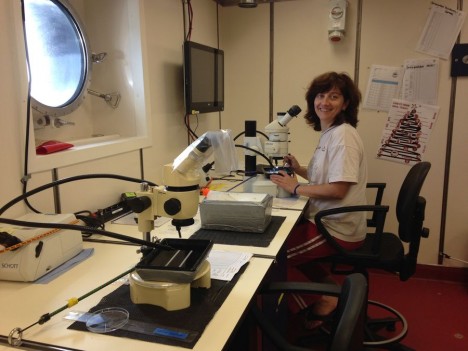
183, 41, 224, 115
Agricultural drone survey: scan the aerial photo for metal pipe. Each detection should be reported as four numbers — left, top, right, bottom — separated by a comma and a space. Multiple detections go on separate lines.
52, 168, 61, 214
0, 335, 84, 351
438, 0, 462, 264
269, 2, 274, 122
354, 0, 363, 85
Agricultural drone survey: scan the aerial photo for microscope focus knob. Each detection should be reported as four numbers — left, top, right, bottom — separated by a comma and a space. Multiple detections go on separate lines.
128, 196, 152, 213
164, 198, 182, 216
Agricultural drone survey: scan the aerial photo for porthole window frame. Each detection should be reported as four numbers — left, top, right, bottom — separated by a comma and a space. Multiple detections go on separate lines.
24, 0, 92, 118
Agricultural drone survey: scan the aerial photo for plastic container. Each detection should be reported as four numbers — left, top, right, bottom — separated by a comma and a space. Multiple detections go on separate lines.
85, 307, 129, 333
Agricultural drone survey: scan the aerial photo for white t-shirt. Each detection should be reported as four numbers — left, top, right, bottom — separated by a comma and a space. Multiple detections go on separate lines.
305, 123, 368, 242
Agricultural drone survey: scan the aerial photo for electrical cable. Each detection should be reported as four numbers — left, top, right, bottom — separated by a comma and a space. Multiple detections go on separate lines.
19, 0, 40, 214
184, 0, 193, 41
184, 113, 199, 142
235, 144, 274, 168
0, 174, 156, 217
233, 130, 269, 141
440, 252, 468, 265
225, 176, 256, 192
216, 2, 222, 129
0, 217, 170, 251
0, 174, 165, 249
211, 174, 244, 183
74, 210, 105, 237
0, 335, 82, 351
182, 0, 200, 144
7, 267, 136, 347
83, 238, 139, 246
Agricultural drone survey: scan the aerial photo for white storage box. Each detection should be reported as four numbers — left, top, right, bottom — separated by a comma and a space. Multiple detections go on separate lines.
200, 192, 273, 233
0, 213, 83, 282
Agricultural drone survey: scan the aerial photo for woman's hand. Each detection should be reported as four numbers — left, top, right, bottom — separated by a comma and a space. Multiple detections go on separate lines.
270, 170, 298, 193
283, 154, 300, 172
283, 154, 308, 180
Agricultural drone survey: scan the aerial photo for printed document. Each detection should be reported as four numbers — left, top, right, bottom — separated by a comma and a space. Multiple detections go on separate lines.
376, 99, 439, 165
207, 250, 253, 281
402, 58, 439, 106
416, 3, 466, 59
363, 65, 403, 112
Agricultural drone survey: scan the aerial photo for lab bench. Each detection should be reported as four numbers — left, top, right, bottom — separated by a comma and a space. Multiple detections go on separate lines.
0, 192, 307, 351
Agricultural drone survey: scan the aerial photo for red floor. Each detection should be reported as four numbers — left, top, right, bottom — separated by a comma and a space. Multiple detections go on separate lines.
367, 271, 468, 351
246, 267, 468, 351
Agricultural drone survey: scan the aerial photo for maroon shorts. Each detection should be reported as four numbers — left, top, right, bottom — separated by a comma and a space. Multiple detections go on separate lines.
286, 219, 364, 313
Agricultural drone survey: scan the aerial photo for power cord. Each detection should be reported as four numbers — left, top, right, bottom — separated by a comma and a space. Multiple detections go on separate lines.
0, 174, 156, 217
74, 210, 105, 237
233, 130, 269, 141
0, 174, 159, 247
440, 252, 468, 265
235, 144, 274, 168
19, 0, 41, 214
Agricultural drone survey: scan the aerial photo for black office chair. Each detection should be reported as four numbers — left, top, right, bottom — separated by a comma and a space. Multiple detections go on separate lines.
250, 273, 368, 351
313, 161, 431, 349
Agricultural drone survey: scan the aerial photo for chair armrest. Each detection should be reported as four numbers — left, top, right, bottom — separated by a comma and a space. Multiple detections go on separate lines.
314, 205, 389, 256
366, 183, 386, 205
250, 305, 310, 351
261, 281, 341, 297
367, 183, 386, 227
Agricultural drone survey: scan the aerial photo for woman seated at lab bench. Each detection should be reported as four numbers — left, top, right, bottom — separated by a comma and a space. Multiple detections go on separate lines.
270, 71, 367, 330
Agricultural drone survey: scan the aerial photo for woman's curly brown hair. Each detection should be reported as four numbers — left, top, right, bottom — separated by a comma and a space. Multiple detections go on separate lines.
304, 72, 362, 131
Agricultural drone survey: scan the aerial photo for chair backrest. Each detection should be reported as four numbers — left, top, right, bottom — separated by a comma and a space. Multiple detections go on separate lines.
396, 161, 431, 242
328, 273, 367, 351
395, 161, 431, 280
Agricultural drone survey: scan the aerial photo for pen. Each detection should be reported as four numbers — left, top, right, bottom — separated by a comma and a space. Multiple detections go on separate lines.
252, 253, 276, 259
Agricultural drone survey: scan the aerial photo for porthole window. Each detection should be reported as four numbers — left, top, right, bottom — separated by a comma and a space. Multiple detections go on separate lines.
23, 0, 91, 117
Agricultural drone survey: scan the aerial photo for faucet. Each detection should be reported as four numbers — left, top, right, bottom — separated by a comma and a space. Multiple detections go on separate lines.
53, 117, 75, 128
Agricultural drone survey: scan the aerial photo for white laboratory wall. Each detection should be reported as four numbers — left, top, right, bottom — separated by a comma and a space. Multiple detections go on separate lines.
218, 0, 360, 167
273, 0, 359, 161
358, 0, 456, 265
13, 0, 153, 174
218, 4, 271, 149
218, 0, 467, 267
141, 0, 222, 185
0, 1, 28, 219
357, 0, 467, 267
0, 1, 220, 217
0, 0, 466, 267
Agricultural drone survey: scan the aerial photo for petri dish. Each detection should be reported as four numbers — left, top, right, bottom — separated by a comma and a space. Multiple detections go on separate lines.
85, 307, 129, 333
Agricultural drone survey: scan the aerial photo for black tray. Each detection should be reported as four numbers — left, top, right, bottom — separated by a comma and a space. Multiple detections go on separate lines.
135, 238, 213, 283
263, 166, 293, 179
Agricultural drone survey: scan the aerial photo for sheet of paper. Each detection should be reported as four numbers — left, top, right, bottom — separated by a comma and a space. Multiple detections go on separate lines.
207, 250, 253, 281
402, 58, 439, 106
363, 65, 403, 112
416, 3, 466, 59
376, 99, 439, 165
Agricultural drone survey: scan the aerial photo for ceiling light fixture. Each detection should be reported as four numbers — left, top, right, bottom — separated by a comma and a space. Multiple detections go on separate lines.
238, 0, 258, 8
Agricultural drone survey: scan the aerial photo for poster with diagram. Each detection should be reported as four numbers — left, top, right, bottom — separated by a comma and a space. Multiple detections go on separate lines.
377, 99, 439, 165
